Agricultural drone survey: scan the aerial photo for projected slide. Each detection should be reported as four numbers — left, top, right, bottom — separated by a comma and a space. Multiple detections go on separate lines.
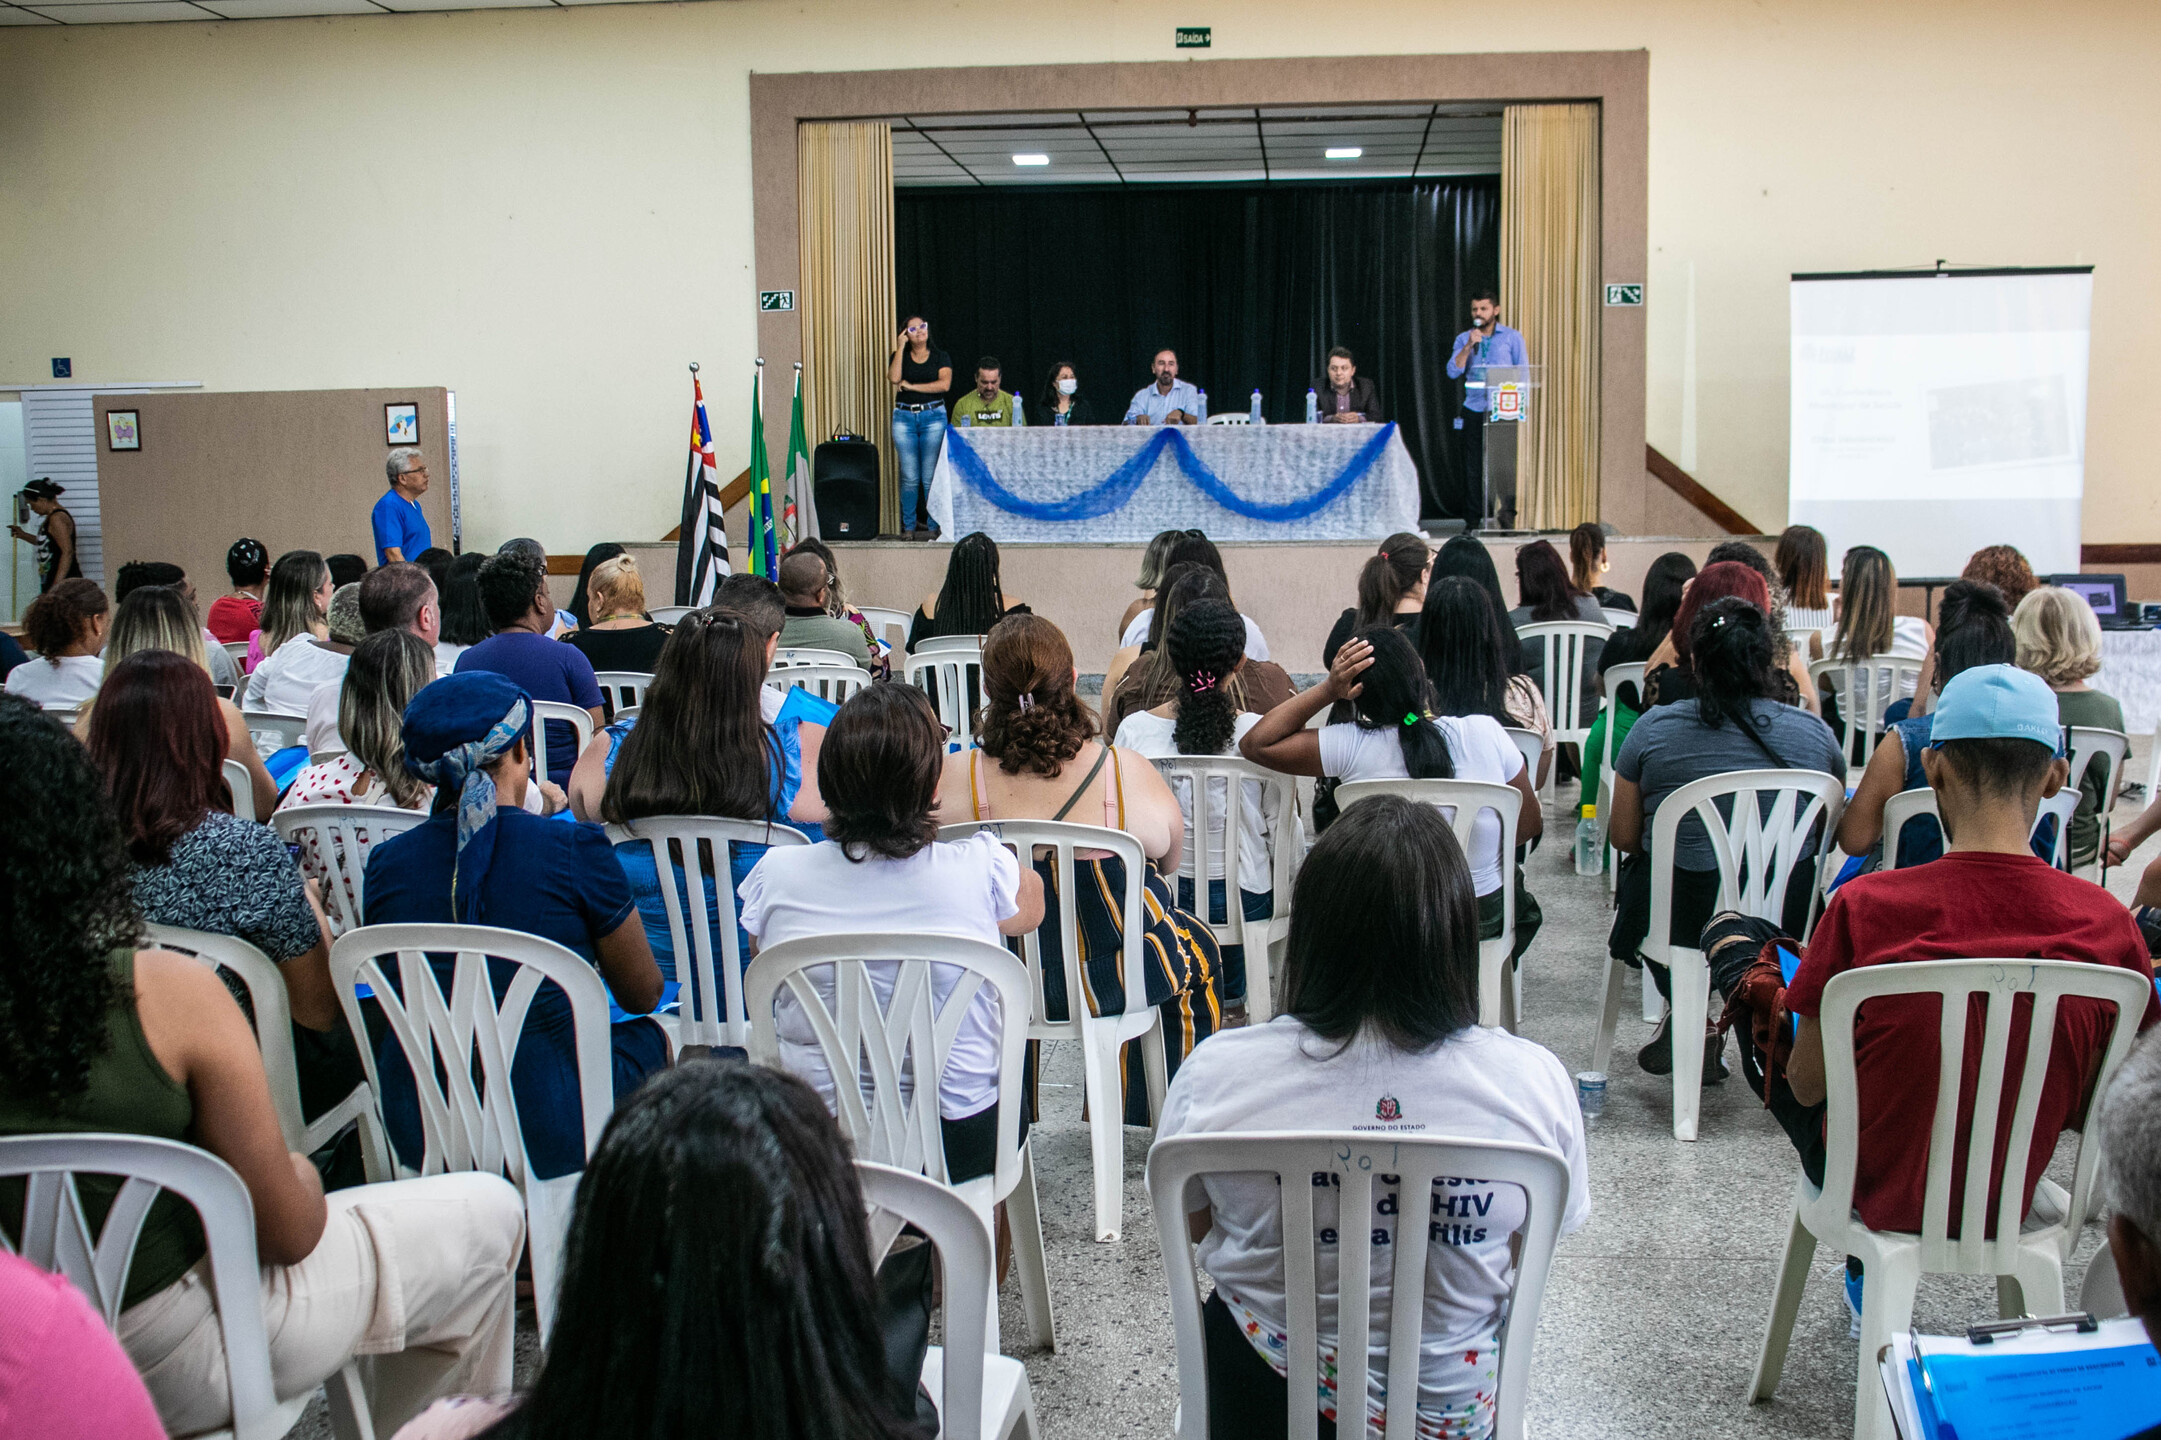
1789, 270, 2092, 578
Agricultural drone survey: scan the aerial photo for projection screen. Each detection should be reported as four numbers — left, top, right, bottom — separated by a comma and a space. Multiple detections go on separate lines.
1789, 268, 2093, 578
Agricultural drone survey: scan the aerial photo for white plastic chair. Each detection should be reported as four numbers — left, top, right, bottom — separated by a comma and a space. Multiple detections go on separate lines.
0, 1133, 376, 1440
910, 641, 987, 750
771, 662, 875, 706
1148, 755, 1300, 1023
772, 645, 858, 670
859, 1161, 1039, 1440
1599, 606, 1636, 630
1596, 662, 1649, 900
1784, 625, 1820, 656
222, 639, 253, 666
272, 803, 428, 938
859, 606, 911, 652
1747, 958, 2154, 1440
1879, 785, 2081, 872
328, 923, 613, 1338
1592, 768, 1846, 1141
938, 818, 1167, 1245
2067, 725, 2129, 879
144, 924, 391, 1176
1502, 726, 1544, 793
1515, 621, 1606, 794
1808, 656, 1925, 767
648, 605, 696, 623
240, 709, 306, 762
1204, 413, 1251, 425
1336, 779, 1523, 1031
224, 757, 258, 824
602, 815, 810, 1049
528, 699, 595, 786
590, 670, 653, 717
1147, 1131, 1570, 1440
743, 932, 1055, 1351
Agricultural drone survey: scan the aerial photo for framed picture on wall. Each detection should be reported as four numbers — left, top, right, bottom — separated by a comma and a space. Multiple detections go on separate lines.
106, 410, 140, 451
385, 402, 420, 446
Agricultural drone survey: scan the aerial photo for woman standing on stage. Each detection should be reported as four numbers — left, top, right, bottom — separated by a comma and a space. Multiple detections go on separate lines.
887, 314, 952, 541
10, 479, 80, 594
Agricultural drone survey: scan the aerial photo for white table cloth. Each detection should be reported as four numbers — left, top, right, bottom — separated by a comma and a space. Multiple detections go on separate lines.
925, 421, 1419, 544
2095, 628, 2161, 734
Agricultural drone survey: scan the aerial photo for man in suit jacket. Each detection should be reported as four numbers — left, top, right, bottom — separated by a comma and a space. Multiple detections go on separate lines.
1313, 347, 1383, 423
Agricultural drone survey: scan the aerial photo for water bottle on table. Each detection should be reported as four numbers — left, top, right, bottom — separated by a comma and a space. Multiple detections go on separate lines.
1305, 388, 1319, 424
1196, 389, 1208, 423
1248, 389, 1263, 424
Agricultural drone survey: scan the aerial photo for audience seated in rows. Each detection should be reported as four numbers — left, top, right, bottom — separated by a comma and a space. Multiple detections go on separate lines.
0, 695, 526, 1438
563, 553, 670, 676
940, 613, 1223, 1124
1245, 624, 1543, 961
303, 561, 445, 757
434, 550, 490, 675
777, 549, 875, 665
361, 672, 666, 1180
455, 548, 604, 788
1578, 551, 1697, 810
1835, 580, 2017, 870
1320, 530, 1428, 665
1113, 597, 1278, 1012
1610, 597, 1848, 1079
206, 536, 270, 645
1704, 540, 1820, 710
912, 530, 1031, 648
114, 560, 241, 692
1807, 544, 1933, 737
1569, 521, 1635, 612
1423, 572, 1556, 788
1157, 794, 1589, 1440
389, 1063, 926, 1440
1114, 530, 1267, 660
252, 579, 361, 720
1774, 525, 1833, 632
5, 576, 108, 708
2013, 584, 2124, 868
785, 536, 893, 677
1642, 562, 1786, 709
743, 682, 1044, 1183
1105, 563, 1293, 734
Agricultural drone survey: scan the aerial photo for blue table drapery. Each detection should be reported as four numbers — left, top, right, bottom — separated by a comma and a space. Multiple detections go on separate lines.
926, 422, 1419, 543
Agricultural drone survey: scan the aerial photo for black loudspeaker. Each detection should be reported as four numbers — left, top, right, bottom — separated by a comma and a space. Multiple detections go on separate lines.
813, 436, 881, 539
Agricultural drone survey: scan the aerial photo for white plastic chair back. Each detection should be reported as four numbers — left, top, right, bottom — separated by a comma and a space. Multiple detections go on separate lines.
0, 1134, 337, 1440
939, 817, 1166, 1242
1148, 755, 1299, 1022
1880, 785, 2081, 872
1594, 768, 1845, 1141
603, 815, 810, 1048
772, 646, 857, 670
223, 758, 257, 823
240, 709, 306, 762
1750, 958, 2153, 1440
328, 923, 612, 1337
1784, 625, 1819, 655
1808, 656, 1925, 766
2066, 725, 2128, 877
528, 700, 595, 786
590, 670, 653, 716
1205, 413, 1251, 424
144, 924, 388, 1176
1148, 1132, 1570, 1440
908, 641, 986, 749
1515, 620, 1606, 744
771, 662, 875, 706
272, 803, 428, 938
221, 639, 252, 666
1502, 727, 1543, 790
1599, 606, 1636, 630
648, 605, 695, 623
858, 606, 911, 652
1336, 778, 1523, 1030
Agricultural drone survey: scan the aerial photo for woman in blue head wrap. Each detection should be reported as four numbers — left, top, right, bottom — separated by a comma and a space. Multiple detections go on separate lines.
361, 671, 667, 1180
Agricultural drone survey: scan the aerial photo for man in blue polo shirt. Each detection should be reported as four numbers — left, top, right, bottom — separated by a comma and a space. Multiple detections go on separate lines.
372, 448, 432, 565
1445, 290, 1528, 528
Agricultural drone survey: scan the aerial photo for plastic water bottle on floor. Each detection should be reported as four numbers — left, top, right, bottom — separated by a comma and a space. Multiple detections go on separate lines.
1305, 388, 1319, 423
1248, 389, 1263, 424
1196, 390, 1208, 423
1575, 803, 1600, 876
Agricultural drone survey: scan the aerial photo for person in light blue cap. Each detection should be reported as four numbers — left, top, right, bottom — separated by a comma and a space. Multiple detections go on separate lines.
361, 670, 668, 1179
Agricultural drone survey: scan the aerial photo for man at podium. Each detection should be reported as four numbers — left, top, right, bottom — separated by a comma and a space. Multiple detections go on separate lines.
1447, 289, 1527, 527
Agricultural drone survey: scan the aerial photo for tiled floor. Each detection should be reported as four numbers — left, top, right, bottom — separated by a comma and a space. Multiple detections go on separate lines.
303, 734, 2149, 1439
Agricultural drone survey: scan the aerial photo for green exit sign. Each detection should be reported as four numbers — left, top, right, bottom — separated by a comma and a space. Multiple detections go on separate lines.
1175, 25, 1211, 47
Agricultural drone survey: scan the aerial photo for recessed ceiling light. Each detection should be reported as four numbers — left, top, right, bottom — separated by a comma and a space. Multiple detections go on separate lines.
1013, 154, 1050, 166
1325, 146, 1364, 160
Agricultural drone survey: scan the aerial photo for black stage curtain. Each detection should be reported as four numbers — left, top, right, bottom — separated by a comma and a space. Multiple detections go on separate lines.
896, 177, 1499, 522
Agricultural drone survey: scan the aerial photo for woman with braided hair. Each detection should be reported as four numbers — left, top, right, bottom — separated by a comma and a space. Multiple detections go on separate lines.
1115, 598, 1277, 1014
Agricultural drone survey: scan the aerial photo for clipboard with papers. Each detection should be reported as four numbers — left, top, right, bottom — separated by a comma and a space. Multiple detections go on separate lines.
1880, 1314, 2161, 1439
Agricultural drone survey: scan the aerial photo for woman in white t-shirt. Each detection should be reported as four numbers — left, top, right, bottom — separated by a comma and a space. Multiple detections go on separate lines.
738, 682, 1044, 1185
1113, 598, 1276, 1014
5, 577, 107, 710
1807, 545, 1934, 735
1242, 625, 1541, 953
1154, 793, 1590, 1440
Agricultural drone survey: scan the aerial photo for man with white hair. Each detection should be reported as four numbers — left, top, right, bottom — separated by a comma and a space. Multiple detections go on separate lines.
2101, 1031, 2161, 1393
373, 447, 431, 565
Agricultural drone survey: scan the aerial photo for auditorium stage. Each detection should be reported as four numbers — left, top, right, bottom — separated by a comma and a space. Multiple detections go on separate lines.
607, 534, 1767, 677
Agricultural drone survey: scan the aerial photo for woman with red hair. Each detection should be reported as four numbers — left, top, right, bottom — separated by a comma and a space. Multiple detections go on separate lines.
1641, 561, 1818, 712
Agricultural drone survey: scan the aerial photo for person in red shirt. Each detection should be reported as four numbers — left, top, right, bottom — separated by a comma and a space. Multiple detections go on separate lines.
1776, 665, 2159, 1321
206, 536, 269, 647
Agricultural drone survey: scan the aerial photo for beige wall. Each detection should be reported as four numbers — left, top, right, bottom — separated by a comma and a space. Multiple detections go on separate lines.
5, 0, 2158, 554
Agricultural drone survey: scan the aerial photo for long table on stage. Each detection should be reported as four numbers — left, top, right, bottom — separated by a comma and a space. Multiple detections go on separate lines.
925, 421, 1419, 543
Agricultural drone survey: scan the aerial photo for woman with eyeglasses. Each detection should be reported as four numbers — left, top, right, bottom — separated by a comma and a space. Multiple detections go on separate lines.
888, 313, 952, 540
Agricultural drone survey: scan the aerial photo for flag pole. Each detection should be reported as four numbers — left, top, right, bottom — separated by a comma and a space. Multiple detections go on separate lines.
674, 361, 701, 606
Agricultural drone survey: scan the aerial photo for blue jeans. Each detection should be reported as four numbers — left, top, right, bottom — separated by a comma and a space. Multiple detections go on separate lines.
891, 406, 946, 532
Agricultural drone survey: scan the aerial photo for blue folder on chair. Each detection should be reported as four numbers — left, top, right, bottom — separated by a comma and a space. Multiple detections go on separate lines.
1881, 1318, 2161, 1439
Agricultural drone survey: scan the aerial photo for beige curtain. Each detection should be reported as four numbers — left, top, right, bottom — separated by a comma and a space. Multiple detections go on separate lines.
798, 121, 899, 531
1499, 103, 1601, 529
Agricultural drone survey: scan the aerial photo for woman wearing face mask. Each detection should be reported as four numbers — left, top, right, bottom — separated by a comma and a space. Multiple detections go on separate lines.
1037, 361, 1098, 428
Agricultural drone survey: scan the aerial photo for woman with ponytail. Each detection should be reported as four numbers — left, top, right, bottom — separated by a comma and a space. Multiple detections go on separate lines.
1321, 531, 1429, 667
1114, 599, 1277, 1012
1569, 522, 1634, 612
1243, 626, 1541, 952
1607, 596, 1846, 1077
